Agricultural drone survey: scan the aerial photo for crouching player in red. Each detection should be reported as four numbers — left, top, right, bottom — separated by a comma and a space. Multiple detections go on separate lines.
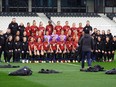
28, 37, 35, 63
65, 37, 73, 62
49, 37, 57, 63
43, 38, 50, 62
34, 38, 44, 63
56, 38, 66, 63
72, 37, 79, 62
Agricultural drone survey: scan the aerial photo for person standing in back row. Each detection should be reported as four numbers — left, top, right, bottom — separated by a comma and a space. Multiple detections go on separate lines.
79, 29, 94, 71
8, 18, 18, 36
83, 20, 92, 35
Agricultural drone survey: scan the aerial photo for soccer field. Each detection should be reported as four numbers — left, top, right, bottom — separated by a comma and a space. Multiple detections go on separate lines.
0, 62, 116, 87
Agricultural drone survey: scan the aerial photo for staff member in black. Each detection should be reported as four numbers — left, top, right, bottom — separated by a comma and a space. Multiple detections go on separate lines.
14, 30, 21, 39
83, 20, 92, 35
106, 29, 113, 42
20, 31, 28, 42
13, 36, 21, 62
3, 29, 12, 62
0, 30, 5, 62
111, 36, 116, 61
21, 37, 29, 63
95, 36, 103, 62
8, 18, 18, 36
104, 37, 111, 62
18, 22, 25, 37
5, 35, 13, 63
101, 30, 106, 42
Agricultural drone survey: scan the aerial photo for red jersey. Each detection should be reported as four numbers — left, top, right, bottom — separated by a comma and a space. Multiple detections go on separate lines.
77, 27, 83, 38
28, 36, 36, 42
34, 35, 44, 42
57, 41, 65, 51
35, 42, 43, 51
73, 41, 78, 49
46, 25, 53, 35
71, 27, 78, 35
31, 25, 38, 34
43, 41, 49, 51
55, 25, 62, 35
66, 41, 72, 51
25, 26, 31, 36
38, 26, 45, 35
50, 41, 57, 51
63, 25, 70, 35
28, 42, 35, 51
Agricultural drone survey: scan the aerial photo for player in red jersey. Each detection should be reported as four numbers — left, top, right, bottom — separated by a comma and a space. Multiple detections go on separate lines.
38, 22, 45, 35
71, 23, 78, 35
31, 20, 38, 35
49, 37, 57, 62
65, 37, 73, 62
63, 21, 70, 35
77, 23, 83, 39
34, 38, 43, 63
72, 30, 78, 41
72, 37, 79, 62
28, 37, 35, 63
55, 21, 62, 35
44, 31, 51, 42
46, 21, 54, 35
56, 37, 66, 62
25, 22, 31, 37
58, 30, 66, 41
34, 30, 44, 42
43, 38, 50, 62
51, 30, 59, 41
66, 30, 73, 39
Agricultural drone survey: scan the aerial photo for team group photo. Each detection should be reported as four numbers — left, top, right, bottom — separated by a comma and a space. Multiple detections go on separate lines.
0, 0, 116, 87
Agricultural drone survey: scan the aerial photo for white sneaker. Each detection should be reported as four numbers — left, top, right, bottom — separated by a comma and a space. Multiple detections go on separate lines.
75, 61, 78, 63
26, 60, 29, 63
22, 60, 25, 63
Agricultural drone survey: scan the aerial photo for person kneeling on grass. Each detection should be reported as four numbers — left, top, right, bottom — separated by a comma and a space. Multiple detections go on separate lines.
79, 30, 94, 71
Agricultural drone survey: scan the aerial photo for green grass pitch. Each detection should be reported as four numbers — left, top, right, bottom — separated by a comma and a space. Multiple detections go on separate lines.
0, 57, 116, 87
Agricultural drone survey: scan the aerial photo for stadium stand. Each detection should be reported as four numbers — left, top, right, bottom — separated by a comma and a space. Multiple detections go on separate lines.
0, 12, 38, 17
45, 12, 100, 18
107, 13, 116, 23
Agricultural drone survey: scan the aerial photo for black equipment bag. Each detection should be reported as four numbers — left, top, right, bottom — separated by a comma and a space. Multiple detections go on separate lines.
9, 66, 32, 76
105, 68, 116, 75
